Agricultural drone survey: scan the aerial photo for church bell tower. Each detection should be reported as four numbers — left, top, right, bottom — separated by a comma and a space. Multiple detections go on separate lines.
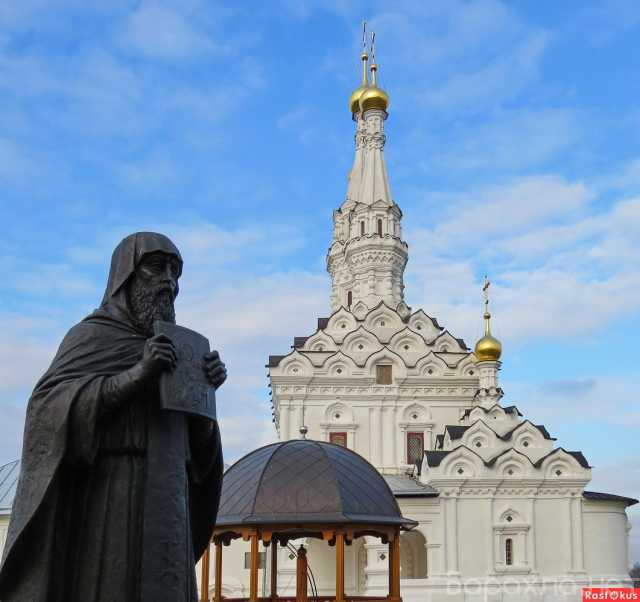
326, 29, 409, 314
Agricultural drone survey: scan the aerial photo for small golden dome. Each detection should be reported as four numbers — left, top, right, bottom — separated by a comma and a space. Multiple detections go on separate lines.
475, 331, 502, 362
359, 64, 389, 113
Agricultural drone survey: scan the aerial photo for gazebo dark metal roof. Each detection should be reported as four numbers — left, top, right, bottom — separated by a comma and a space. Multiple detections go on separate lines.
217, 439, 416, 529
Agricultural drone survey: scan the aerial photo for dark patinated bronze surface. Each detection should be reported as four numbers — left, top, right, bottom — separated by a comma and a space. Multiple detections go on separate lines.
0, 232, 226, 602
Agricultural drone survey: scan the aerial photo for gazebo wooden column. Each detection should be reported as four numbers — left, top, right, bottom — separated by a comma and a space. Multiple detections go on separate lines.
214, 540, 223, 602
200, 544, 210, 602
295, 545, 308, 601
250, 530, 259, 602
270, 539, 278, 601
335, 531, 345, 602
388, 528, 401, 602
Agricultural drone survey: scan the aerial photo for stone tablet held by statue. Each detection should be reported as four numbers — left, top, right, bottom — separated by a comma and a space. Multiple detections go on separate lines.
154, 321, 217, 420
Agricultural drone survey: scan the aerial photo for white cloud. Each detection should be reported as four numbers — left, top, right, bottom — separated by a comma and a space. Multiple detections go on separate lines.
120, 2, 225, 60
405, 174, 640, 343
434, 109, 580, 172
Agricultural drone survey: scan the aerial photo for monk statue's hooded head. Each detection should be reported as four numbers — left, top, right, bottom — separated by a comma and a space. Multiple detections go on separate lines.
101, 232, 183, 336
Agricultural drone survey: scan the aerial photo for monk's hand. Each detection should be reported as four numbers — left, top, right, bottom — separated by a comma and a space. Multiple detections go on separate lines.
203, 350, 226, 389
140, 334, 177, 380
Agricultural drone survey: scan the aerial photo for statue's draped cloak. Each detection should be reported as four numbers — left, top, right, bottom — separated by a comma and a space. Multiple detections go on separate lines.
0, 233, 223, 602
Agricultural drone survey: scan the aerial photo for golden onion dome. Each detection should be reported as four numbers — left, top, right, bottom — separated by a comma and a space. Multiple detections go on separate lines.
359, 64, 389, 113
349, 84, 368, 114
474, 277, 502, 362
349, 51, 370, 115
475, 331, 502, 362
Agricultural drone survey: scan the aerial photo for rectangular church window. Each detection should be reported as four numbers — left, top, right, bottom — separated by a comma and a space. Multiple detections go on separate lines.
376, 365, 392, 385
407, 432, 424, 465
360, 221, 365, 236
330, 432, 347, 447
505, 538, 513, 566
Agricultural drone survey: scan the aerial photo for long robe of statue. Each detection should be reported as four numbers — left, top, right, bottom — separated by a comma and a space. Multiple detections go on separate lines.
0, 232, 224, 602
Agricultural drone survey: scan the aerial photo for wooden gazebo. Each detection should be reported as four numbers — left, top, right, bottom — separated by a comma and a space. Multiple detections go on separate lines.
199, 439, 416, 602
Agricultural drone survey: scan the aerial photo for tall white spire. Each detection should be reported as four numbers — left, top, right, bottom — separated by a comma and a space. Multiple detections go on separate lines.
327, 32, 408, 314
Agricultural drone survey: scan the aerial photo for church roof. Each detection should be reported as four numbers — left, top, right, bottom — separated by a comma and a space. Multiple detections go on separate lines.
460, 405, 523, 420
583, 491, 638, 507
383, 475, 438, 498
0, 459, 20, 515
425, 447, 591, 469
443, 420, 555, 442
216, 439, 416, 529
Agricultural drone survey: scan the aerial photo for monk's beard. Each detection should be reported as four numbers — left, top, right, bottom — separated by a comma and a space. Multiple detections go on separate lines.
128, 277, 176, 336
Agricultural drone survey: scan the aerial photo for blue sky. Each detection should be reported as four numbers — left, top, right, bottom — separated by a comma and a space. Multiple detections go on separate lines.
1, 0, 639, 561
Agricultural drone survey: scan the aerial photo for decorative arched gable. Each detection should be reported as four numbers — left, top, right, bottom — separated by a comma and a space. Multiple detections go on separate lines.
490, 448, 533, 478
439, 447, 485, 478
364, 348, 408, 379
538, 448, 590, 480
278, 351, 315, 377
351, 300, 369, 320
322, 351, 358, 377
430, 330, 467, 353
342, 326, 384, 364
363, 302, 405, 342
408, 310, 442, 340
460, 420, 501, 453
325, 307, 358, 342
415, 352, 448, 377
389, 327, 429, 359
302, 330, 338, 353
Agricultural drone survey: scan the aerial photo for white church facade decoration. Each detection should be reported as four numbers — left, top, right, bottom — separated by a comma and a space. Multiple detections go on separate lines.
199, 31, 637, 602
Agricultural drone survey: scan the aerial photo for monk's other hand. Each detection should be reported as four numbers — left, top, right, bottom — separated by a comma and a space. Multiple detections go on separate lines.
140, 333, 178, 379
203, 350, 227, 389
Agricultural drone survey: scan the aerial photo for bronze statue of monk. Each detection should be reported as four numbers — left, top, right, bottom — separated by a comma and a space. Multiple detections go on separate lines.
0, 232, 226, 602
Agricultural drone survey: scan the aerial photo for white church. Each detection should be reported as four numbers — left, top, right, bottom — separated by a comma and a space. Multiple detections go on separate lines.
199, 36, 637, 601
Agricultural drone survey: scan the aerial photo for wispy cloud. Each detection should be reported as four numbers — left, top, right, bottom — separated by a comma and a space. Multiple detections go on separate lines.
119, 2, 227, 61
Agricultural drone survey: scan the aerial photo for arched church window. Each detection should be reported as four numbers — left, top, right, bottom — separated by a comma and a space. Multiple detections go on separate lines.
347, 291, 352, 307
505, 538, 513, 566
377, 218, 383, 236
407, 432, 424, 465
360, 221, 365, 236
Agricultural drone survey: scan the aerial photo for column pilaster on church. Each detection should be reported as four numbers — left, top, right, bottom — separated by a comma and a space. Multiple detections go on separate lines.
569, 495, 585, 573
487, 494, 495, 574
445, 496, 460, 576
528, 495, 538, 573
279, 403, 290, 441
370, 406, 382, 468
381, 406, 396, 470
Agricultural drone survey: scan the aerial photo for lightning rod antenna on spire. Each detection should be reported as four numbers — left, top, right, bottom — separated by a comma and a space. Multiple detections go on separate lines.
360, 21, 369, 86
370, 31, 379, 87
371, 31, 376, 64
362, 20, 367, 52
